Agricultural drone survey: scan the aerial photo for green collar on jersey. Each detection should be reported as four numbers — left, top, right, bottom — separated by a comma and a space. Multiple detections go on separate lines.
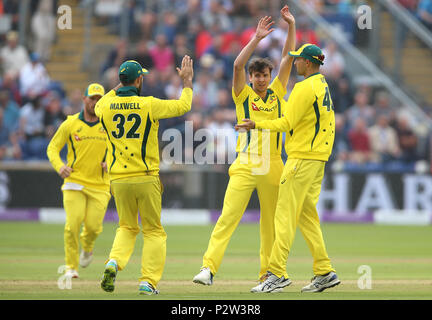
79, 110, 99, 127
116, 86, 140, 97
249, 83, 272, 103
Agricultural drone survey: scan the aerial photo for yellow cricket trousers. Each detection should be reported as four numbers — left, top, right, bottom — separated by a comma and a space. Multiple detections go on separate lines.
63, 188, 110, 270
108, 175, 166, 289
268, 159, 335, 278
202, 154, 284, 279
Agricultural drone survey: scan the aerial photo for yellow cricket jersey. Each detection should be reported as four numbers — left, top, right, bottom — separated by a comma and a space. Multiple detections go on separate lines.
95, 86, 192, 181
233, 76, 286, 157
255, 73, 335, 161
47, 111, 110, 191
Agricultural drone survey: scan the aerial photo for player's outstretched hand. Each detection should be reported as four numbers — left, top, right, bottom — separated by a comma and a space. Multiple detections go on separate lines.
59, 165, 73, 179
176, 55, 194, 82
281, 5, 295, 25
254, 16, 275, 41
235, 119, 256, 131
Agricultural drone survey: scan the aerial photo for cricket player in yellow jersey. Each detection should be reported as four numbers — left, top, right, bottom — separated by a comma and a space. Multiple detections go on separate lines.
47, 83, 110, 279
193, 6, 296, 286
96, 56, 193, 295
236, 43, 341, 293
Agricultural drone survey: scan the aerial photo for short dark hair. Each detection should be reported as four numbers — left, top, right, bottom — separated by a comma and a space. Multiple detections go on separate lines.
248, 57, 274, 75
119, 74, 134, 86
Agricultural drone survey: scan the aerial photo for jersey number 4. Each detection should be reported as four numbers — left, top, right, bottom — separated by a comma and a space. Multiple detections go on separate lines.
323, 87, 334, 112
111, 113, 141, 138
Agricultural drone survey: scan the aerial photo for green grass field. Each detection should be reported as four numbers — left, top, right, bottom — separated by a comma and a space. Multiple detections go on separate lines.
0, 222, 431, 300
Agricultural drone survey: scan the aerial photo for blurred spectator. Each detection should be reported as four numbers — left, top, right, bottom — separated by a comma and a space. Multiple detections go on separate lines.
19, 95, 48, 160
0, 108, 21, 160
129, 40, 154, 70
301, 0, 324, 14
417, 0, 432, 30
348, 117, 375, 164
137, 11, 157, 40
165, 75, 183, 100
330, 113, 349, 162
373, 90, 397, 127
44, 92, 66, 139
0, 31, 29, 79
296, 15, 320, 46
345, 90, 375, 129
149, 34, 174, 72
19, 52, 50, 101
63, 88, 84, 116
321, 41, 345, 79
173, 34, 194, 69
193, 71, 219, 111
2, 0, 20, 30
140, 69, 167, 99
201, 0, 232, 31
396, 115, 418, 162
31, 0, 56, 62
156, 11, 179, 45
369, 114, 401, 162
100, 39, 128, 75
231, 0, 259, 17
0, 87, 19, 132
329, 75, 353, 114
0, 71, 21, 105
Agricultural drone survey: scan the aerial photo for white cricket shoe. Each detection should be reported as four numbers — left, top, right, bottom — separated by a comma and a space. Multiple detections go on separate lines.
192, 267, 214, 285
301, 272, 341, 293
65, 268, 79, 279
79, 250, 93, 268
251, 271, 291, 293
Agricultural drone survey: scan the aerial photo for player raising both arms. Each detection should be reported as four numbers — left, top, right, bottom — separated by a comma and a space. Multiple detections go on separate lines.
236, 43, 341, 293
193, 6, 296, 286
47, 83, 111, 279
96, 56, 193, 295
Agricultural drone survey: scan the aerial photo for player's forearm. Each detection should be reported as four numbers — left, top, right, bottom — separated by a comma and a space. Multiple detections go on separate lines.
46, 142, 65, 173
234, 37, 261, 70
282, 22, 296, 58
182, 78, 193, 90
256, 117, 291, 133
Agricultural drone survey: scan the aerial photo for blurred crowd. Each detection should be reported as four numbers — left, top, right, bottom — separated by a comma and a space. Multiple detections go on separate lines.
0, 0, 431, 172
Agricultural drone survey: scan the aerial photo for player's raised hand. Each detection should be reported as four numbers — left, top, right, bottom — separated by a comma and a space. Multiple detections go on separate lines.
59, 165, 73, 179
235, 119, 256, 131
254, 16, 275, 40
281, 5, 295, 25
176, 55, 194, 81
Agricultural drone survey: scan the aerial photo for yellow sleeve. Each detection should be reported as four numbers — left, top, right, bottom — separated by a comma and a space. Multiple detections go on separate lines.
269, 76, 287, 99
151, 87, 193, 120
231, 85, 251, 105
46, 119, 69, 173
256, 116, 291, 133
95, 90, 116, 118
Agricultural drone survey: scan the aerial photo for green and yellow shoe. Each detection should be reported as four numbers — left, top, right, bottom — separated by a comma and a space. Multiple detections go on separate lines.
101, 260, 118, 293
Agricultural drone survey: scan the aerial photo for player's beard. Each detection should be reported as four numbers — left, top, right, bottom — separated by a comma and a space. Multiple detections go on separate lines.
85, 104, 96, 117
